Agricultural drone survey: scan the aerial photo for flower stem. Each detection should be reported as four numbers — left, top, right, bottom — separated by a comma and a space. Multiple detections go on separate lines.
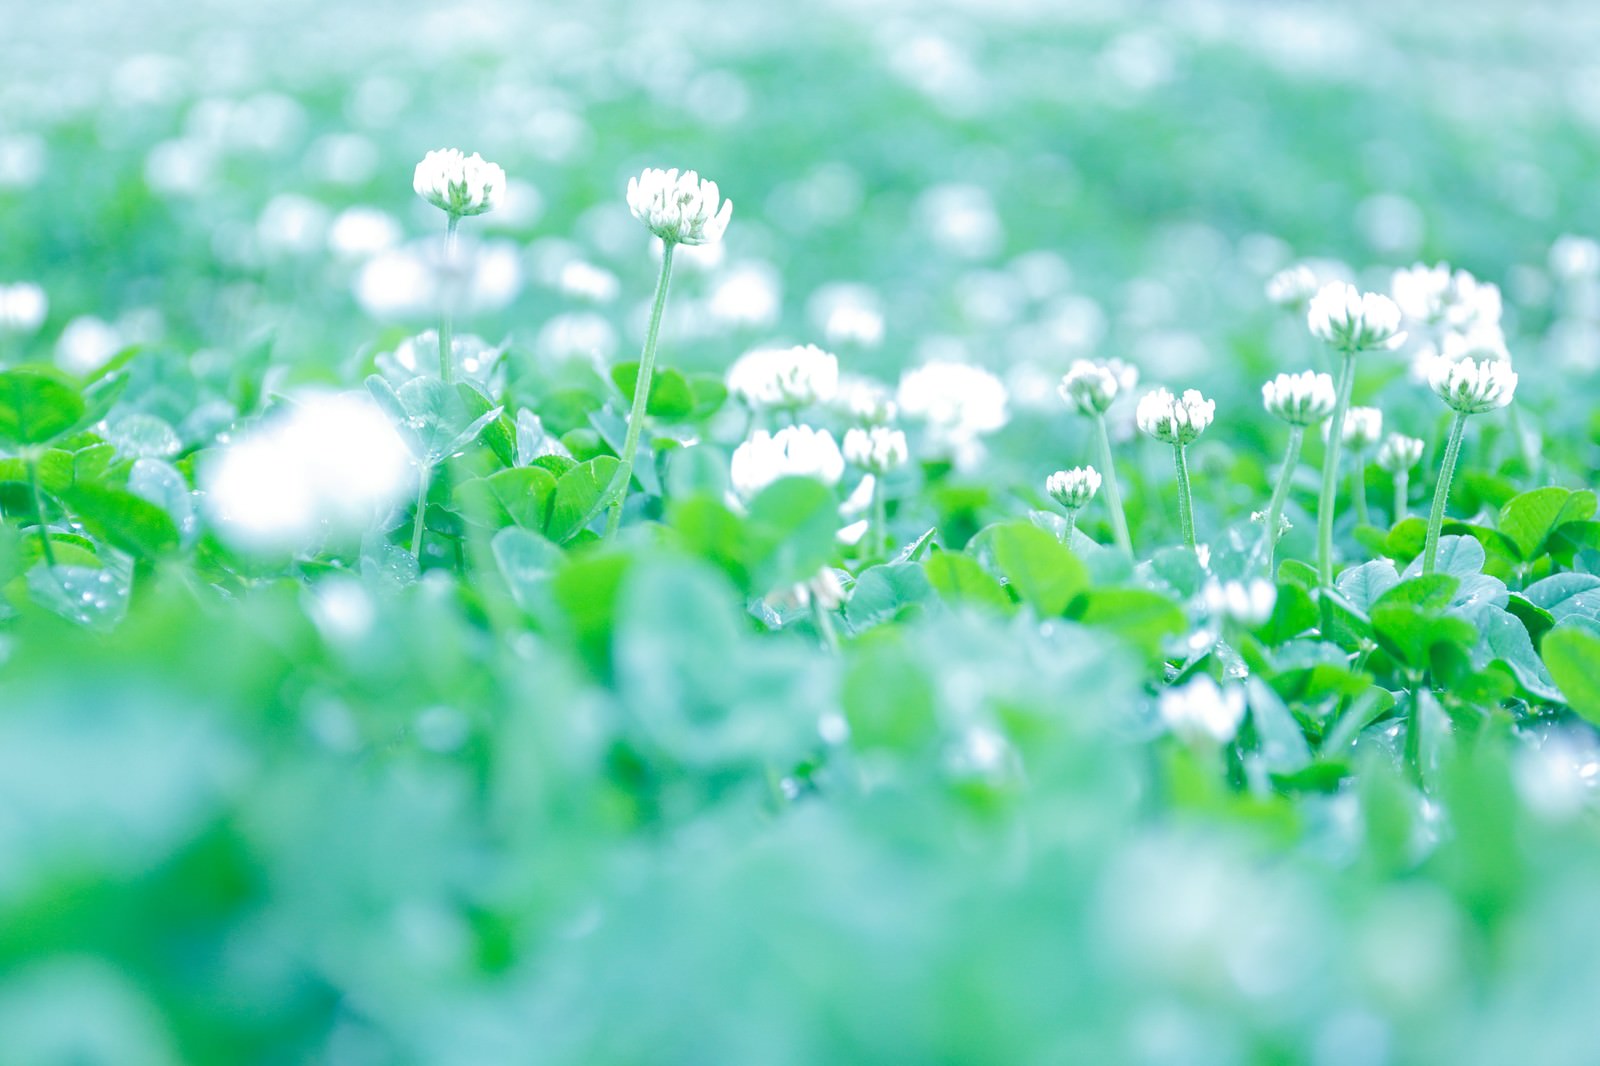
1393, 471, 1409, 525
604, 242, 676, 539
1350, 453, 1370, 527
1317, 351, 1357, 588
439, 213, 460, 383
1094, 413, 1133, 555
1261, 424, 1303, 574
26, 454, 55, 568
811, 594, 839, 652
872, 481, 889, 557
410, 465, 431, 560
1422, 411, 1469, 575
1172, 442, 1196, 551
1062, 508, 1078, 545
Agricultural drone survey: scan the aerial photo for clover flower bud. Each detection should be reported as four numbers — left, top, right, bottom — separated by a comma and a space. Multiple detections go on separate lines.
1047, 466, 1101, 510
1306, 281, 1406, 352
1376, 433, 1424, 474
1158, 675, 1247, 745
727, 344, 839, 409
1202, 577, 1277, 627
1265, 264, 1319, 308
1136, 387, 1215, 445
0, 282, 47, 333
842, 425, 909, 474
412, 148, 506, 217
729, 425, 844, 500
1261, 370, 1336, 426
1058, 358, 1120, 415
1427, 354, 1517, 414
1336, 406, 1383, 451
626, 167, 732, 246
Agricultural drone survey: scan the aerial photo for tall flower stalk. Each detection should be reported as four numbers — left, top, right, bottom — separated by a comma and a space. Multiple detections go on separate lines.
843, 425, 909, 555
1421, 355, 1517, 573
1136, 387, 1215, 552
1259, 370, 1336, 572
603, 168, 732, 538
412, 149, 506, 384
1306, 282, 1406, 588
1059, 359, 1137, 554
1376, 433, 1424, 524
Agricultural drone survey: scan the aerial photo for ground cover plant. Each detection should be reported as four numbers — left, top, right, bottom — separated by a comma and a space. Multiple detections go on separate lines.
9, 1, 1600, 1062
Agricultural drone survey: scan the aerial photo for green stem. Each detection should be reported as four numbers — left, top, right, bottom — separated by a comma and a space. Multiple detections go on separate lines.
1350, 452, 1370, 528
439, 213, 460, 383
604, 241, 676, 539
1261, 424, 1303, 575
26, 454, 55, 568
1172, 442, 1196, 551
1422, 411, 1469, 575
811, 594, 839, 652
1094, 413, 1133, 555
871, 480, 889, 558
410, 465, 431, 560
1393, 470, 1409, 525
1062, 508, 1078, 545
1317, 351, 1357, 588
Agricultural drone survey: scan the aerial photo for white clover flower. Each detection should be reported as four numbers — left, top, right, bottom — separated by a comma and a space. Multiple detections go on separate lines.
1136, 387, 1214, 445
1427, 354, 1517, 414
1202, 578, 1277, 627
0, 282, 48, 333
726, 344, 839, 409
1336, 406, 1384, 450
202, 391, 414, 555
1391, 262, 1502, 331
1047, 466, 1101, 510
1158, 675, 1247, 745
626, 167, 732, 246
412, 148, 506, 217
1265, 264, 1319, 308
1058, 358, 1121, 416
834, 374, 898, 423
1261, 370, 1335, 426
1252, 509, 1292, 538
842, 425, 909, 474
1376, 433, 1424, 474
729, 425, 844, 500
795, 566, 847, 611
896, 360, 1009, 448
1307, 281, 1406, 352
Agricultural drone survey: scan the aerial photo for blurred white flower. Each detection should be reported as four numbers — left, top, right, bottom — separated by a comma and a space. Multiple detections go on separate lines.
55, 316, 122, 375
327, 206, 403, 260
843, 426, 909, 474
916, 183, 1003, 260
1336, 406, 1384, 450
729, 426, 844, 500
1058, 358, 1122, 416
810, 284, 885, 348
896, 360, 1009, 449
256, 193, 330, 257
794, 566, 847, 611
1159, 675, 1247, 744
834, 374, 898, 423
0, 282, 47, 333
1514, 731, 1600, 819
1427, 354, 1517, 414
708, 261, 781, 327
1136, 387, 1214, 444
626, 167, 732, 246
1550, 235, 1600, 282
727, 344, 840, 409
1307, 282, 1406, 352
1047, 466, 1101, 510
557, 260, 621, 303
0, 133, 45, 189
413, 148, 506, 217
202, 391, 414, 555
1203, 578, 1277, 626
1376, 433, 1424, 473
1261, 370, 1336, 426
1391, 262, 1502, 332
1265, 264, 1319, 308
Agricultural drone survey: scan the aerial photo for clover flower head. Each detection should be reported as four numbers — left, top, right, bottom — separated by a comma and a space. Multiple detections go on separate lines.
1376, 432, 1425, 474
896, 360, 1009, 445
729, 425, 844, 500
1265, 264, 1319, 309
1202, 577, 1277, 627
1047, 466, 1101, 510
1136, 387, 1214, 445
1306, 281, 1406, 352
1058, 358, 1121, 416
626, 167, 732, 246
1261, 370, 1336, 426
835, 374, 898, 424
842, 425, 909, 474
1391, 262, 1502, 332
1335, 406, 1384, 451
0, 281, 47, 333
727, 344, 839, 409
1158, 675, 1247, 745
1427, 354, 1518, 414
412, 148, 506, 217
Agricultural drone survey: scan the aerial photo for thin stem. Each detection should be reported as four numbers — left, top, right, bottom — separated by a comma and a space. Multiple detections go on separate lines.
1172, 442, 1196, 551
871, 480, 889, 557
1094, 413, 1133, 555
1261, 424, 1303, 575
1317, 351, 1357, 588
1350, 452, 1370, 527
26, 454, 55, 568
410, 465, 431, 560
1422, 411, 1469, 575
1062, 508, 1078, 545
1393, 470, 1409, 525
439, 213, 460, 383
604, 242, 676, 539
